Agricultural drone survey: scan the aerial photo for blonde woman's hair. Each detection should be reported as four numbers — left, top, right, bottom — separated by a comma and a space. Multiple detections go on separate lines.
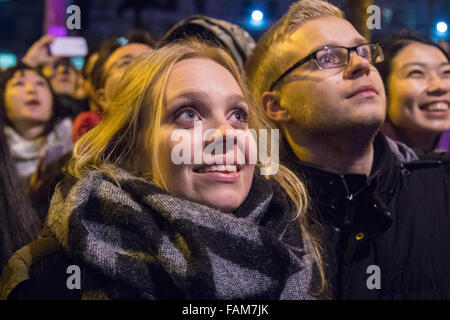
69, 39, 326, 296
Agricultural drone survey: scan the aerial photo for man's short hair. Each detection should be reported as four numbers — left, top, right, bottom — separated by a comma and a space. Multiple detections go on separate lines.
245, 0, 342, 99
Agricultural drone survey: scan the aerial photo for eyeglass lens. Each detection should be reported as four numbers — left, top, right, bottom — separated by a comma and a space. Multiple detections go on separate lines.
316, 44, 381, 68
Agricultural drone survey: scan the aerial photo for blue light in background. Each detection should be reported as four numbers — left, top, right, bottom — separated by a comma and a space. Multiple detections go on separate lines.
436, 21, 448, 34
0, 53, 17, 69
248, 9, 266, 29
251, 10, 263, 22
118, 37, 128, 46
71, 56, 84, 70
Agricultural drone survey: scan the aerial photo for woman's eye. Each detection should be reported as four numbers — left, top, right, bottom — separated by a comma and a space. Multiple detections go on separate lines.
174, 108, 201, 126
36, 80, 47, 87
229, 108, 248, 124
12, 81, 24, 86
118, 60, 131, 69
407, 70, 424, 77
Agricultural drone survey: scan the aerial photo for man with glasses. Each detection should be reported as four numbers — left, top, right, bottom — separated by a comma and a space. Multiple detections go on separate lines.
246, 0, 450, 299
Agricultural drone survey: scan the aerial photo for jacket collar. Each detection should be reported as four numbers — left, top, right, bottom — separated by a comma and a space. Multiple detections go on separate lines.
281, 133, 396, 182
281, 133, 395, 232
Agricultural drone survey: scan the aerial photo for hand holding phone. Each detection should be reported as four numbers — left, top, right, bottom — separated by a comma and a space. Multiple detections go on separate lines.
22, 34, 56, 67
23, 35, 88, 67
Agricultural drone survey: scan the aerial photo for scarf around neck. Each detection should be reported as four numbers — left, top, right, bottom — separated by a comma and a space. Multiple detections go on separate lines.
4, 118, 73, 179
46, 166, 316, 299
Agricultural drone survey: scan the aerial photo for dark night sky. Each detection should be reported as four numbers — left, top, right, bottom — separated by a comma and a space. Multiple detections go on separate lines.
0, 0, 448, 66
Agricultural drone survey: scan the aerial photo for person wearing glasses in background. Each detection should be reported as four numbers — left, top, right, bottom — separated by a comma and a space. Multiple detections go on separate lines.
246, 0, 450, 299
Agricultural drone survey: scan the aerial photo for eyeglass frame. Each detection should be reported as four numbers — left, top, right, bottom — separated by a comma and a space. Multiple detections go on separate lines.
269, 43, 384, 91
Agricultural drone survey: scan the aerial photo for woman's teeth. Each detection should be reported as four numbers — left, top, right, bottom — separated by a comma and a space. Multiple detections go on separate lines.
196, 164, 238, 173
421, 102, 449, 111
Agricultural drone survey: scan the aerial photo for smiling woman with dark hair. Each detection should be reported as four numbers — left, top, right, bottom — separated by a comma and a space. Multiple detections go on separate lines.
376, 32, 450, 156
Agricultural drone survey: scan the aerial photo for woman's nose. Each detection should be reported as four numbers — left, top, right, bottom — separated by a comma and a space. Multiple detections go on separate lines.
427, 74, 448, 96
204, 120, 237, 152
25, 82, 36, 93
58, 64, 70, 74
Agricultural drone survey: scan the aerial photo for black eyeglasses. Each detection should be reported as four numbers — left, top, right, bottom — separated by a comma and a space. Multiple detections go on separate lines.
269, 43, 384, 91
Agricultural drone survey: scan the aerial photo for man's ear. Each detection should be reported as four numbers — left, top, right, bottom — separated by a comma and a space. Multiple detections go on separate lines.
95, 88, 108, 111
261, 91, 292, 123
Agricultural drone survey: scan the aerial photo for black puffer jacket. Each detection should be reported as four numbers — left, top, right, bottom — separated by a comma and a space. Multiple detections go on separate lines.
282, 134, 450, 299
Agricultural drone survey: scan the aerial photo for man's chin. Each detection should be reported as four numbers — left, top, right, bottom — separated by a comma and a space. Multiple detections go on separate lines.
340, 114, 384, 135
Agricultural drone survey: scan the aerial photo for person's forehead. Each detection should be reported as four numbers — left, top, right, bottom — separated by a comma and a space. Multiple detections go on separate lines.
282, 16, 366, 58
393, 42, 449, 69
105, 43, 150, 69
166, 58, 242, 99
11, 69, 42, 80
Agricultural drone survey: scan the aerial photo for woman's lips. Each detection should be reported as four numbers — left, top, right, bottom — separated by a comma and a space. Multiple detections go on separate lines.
56, 75, 71, 83
24, 100, 41, 109
195, 164, 239, 173
193, 164, 241, 183
194, 170, 240, 183
419, 102, 449, 118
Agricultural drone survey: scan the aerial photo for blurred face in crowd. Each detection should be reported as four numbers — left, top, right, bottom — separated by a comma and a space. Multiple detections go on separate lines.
267, 16, 386, 136
386, 42, 450, 136
156, 58, 255, 213
42, 58, 77, 96
4, 69, 53, 130
101, 43, 151, 106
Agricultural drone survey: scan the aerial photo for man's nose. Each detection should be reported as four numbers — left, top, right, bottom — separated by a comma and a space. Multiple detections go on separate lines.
427, 74, 449, 96
343, 51, 371, 79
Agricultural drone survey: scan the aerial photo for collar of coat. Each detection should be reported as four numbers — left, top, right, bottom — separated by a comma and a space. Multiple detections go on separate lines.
280, 133, 396, 233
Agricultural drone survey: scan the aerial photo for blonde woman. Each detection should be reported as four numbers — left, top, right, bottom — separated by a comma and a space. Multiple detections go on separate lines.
0, 40, 324, 300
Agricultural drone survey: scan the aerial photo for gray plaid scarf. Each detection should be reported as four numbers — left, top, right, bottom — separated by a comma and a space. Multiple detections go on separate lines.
46, 166, 316, 299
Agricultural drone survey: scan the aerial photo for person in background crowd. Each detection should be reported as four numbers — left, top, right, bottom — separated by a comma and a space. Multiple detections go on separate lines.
81, 51, 101, 112
0, 40, 323, 300
160, 15, 256, 74
72, 30, 154, 142
22, 35, 89, 120
376, 32, 450, 156
246, 0, 450, 299
0, 64, 72, 185
40, 57, 77, 97
0, 85, 41, 275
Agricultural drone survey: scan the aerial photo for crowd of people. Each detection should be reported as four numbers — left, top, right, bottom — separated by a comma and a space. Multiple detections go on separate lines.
0, 0, 449, 300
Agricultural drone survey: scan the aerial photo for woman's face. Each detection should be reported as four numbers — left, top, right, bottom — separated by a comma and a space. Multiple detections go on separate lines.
4, 69, 53, 127
387, 42, 450, 135
156, 58, 256, 213
42, 58, 77, 96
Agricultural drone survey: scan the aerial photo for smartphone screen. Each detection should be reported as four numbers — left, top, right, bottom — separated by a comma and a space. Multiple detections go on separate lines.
49, 37, 88, 57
